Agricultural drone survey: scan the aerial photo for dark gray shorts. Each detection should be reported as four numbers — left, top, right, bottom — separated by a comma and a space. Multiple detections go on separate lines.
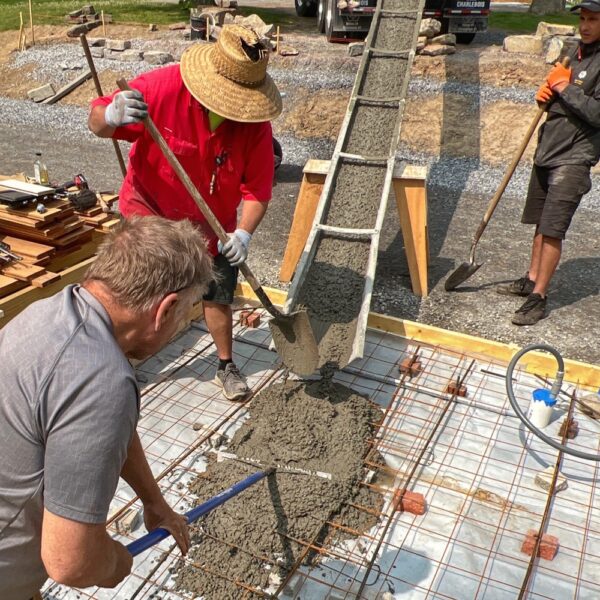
203, 253, 238, 305
522, 164, 591, 240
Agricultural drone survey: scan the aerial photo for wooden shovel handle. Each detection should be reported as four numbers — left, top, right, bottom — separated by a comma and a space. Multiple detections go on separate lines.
472, 56, 572, 245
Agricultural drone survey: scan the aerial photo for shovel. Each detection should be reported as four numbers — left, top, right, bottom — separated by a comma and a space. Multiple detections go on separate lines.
126, 468, 273, 556
445, 58, 570, 291
116, 79, 318, 374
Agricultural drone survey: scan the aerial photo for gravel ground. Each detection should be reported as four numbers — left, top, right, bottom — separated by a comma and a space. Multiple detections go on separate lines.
2, 28, 600, 366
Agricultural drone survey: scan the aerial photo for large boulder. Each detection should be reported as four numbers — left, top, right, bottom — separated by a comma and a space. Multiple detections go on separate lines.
503, 35, 543, 55
419, 18, 442, 39
536, 22, 576, 37
431, 33, 456, 46
419, 43, 456, 56
545, 35, 580, 64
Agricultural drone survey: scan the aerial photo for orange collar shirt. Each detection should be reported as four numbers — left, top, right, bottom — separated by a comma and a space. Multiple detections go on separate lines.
92, 64, 274, 255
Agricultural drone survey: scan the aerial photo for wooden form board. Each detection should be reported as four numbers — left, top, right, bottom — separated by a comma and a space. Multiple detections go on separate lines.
235, 281, 600, 388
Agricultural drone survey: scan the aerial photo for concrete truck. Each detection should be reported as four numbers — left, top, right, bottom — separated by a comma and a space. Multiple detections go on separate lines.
294, 0, 490, 44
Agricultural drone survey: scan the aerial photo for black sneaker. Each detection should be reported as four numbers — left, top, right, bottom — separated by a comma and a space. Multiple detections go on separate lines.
497, 276, 535, 297
512, 293, 547, 326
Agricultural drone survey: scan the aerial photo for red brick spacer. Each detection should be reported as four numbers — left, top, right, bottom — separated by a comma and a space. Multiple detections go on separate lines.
445, 381, 467, 397
246, 313, 261, 328
521, 530, 559, 561
399, 357, 422, 377
393, 490, 426, 515
559, 418, 579, 439
239, 310, 252, 326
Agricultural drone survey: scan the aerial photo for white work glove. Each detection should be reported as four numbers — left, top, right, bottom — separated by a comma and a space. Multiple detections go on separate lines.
104, 90, 148, 128
218, 229, 252, 267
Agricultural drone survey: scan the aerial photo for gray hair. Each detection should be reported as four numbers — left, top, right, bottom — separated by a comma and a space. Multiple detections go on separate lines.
85, 216, 214, 311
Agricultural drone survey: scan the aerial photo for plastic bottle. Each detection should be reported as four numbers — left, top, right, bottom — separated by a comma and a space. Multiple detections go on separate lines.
33, 152, 49, 185
528, 388, 557, 429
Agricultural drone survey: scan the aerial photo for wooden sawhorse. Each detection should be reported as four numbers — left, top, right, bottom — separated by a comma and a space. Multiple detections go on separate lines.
279, 159, 429, 296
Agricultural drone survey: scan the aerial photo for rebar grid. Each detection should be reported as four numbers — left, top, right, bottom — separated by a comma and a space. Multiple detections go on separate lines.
43, 311, 600, 600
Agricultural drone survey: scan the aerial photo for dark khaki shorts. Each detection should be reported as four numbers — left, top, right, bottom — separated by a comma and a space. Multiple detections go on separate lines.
522, 164, 591, 240
203, 253, 238, 305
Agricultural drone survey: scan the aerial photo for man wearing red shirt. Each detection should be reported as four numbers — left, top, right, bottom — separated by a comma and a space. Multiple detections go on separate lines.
88, 25, 282, 399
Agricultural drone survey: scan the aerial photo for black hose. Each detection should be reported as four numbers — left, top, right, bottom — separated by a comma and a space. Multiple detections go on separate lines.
506, 343, 600, 461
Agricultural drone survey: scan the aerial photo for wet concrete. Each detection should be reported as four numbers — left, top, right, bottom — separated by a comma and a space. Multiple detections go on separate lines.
325, 161, 387, 229
298, 236, 371, 370
344, 103, 399, 157
175, 380, 383, 599
360, 54, 410, 98
373, 15, 418, 51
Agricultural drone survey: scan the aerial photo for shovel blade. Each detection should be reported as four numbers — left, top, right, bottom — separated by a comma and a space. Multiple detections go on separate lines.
268, 310, 319, 376
444, 261, 483, 291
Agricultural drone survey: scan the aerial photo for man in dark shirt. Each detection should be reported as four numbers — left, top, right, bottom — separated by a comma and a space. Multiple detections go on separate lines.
497, 3, 600, 325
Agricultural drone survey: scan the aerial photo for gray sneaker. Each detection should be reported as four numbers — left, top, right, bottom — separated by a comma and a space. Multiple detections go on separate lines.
215, 363, 249, 401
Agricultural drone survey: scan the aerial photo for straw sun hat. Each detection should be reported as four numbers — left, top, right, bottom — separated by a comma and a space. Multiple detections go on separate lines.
180, 24, 282, 123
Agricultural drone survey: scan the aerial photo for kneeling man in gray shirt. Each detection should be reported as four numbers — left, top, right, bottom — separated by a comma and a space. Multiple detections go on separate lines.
0, 216, 214, 599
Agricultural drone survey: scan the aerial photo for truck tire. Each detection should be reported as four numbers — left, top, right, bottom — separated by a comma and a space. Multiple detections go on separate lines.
318, 0, 327, 33
456, 32, 476, 44
325, 0, 337, 42
295, 0, 318, 17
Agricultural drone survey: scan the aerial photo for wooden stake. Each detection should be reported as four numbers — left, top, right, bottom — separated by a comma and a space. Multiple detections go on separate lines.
101, 10, 106, 36
276, 26, 280, 54
28, 0, 34, 46
206, 16, 210, 41
17, 12, 24, 51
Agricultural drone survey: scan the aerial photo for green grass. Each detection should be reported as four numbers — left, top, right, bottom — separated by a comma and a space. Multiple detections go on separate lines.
0, 0, 301, 33
489, 12, 579, 34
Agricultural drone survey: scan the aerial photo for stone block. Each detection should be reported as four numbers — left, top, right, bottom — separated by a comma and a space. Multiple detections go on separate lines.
393, 490, 426, 515
503, 35, 543, 56
169, 22, 188, 30
348, 42, 364, 57
27, 83, 56, 103
106, 39, 131, 51
66, 21, 101, 37
148, 23, 158, 32
68, 9, 84, 18
419, 17, 442, 38
87, 37, 105, 46
521, 530, 559, 561
431, 33, 456, 46
419, 43, 456, 56
90, 46, 104, 58
144, 50, 174, 65
82, 5, 96, 16
536, 22, 576, 37
399, 357, 422, 377
120, 49, 143, 62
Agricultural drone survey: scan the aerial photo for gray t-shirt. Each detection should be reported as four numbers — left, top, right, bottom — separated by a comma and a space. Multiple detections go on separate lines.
0, 285, 139, 600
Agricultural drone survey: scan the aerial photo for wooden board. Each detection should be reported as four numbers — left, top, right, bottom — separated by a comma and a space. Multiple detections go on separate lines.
0, 179, 54, 196
0, 236, 54, 260
30, 271, 61, 288
0, 261, 47, 282
0, 258, 95, 326
0, 274, 27, 297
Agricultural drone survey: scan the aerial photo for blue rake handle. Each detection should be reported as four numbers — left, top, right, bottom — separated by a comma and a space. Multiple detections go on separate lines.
126, 468, 274, 557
